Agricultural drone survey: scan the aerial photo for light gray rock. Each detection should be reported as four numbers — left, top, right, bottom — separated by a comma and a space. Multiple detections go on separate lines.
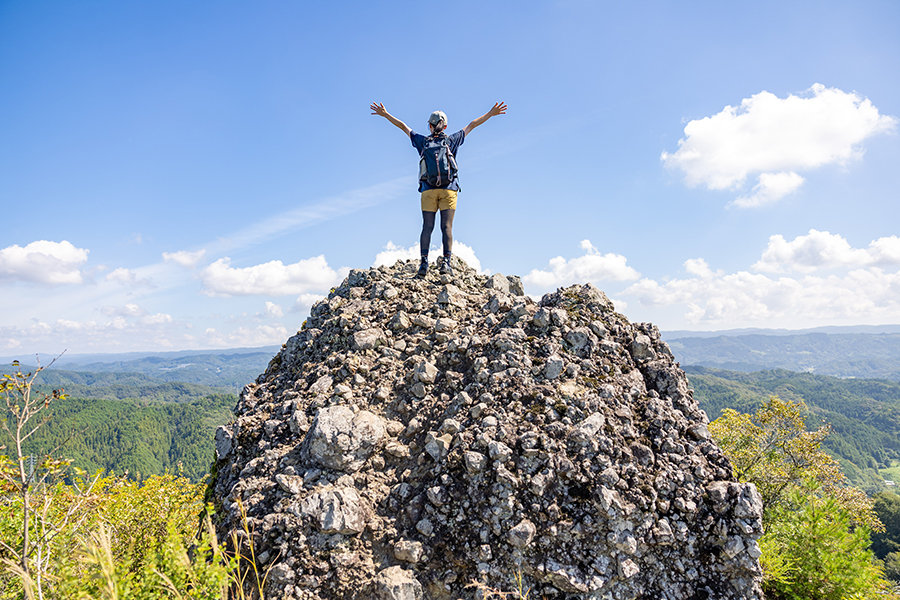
565, 327, 596, 355
289, 410, 310, 435
214, 426, 233, 460
488, 440, 513, 462
301, 406, 385, 472
299, 486, 367, 534
393, 540, 425, 563
618, 557, 640, 578
569, 413, 605, 446
507, 275, 525, 296
507, 519, 536, 547
465, 451, 487, 473
434, 318, 457, 332
275, 473, 303, 495
630, 334, 656, 361
352, 328, 385, 351
532, 307, 552, 328
424, 432, 452, 461
390, 311, 411, 331
437, 285, 465, 307
485, 273, 510, 295
414, 360, 439, 384
543, 354, 565, 379
373, 566, 423, 600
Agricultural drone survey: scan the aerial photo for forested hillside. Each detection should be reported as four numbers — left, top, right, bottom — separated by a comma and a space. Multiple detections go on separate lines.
61, 350, 275, 390
31, 369, 232, 403
686, 366, 900, 491
0, 392, 235, 482
668, 332, 900, 380
1, 361, 244, 482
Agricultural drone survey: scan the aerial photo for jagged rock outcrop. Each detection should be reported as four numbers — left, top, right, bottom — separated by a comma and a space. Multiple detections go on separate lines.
210, 257, 763, 599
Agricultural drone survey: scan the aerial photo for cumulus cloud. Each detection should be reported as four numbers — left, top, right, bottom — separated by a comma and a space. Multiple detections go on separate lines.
373, 241, 485, 274
200, 255, 348, 297
627, 267, 900, 326
163, 249, 207, 268
265, 301, 284, 318
203, 324, 290, 348
684, 258, 722, 279
522, 240, 640, 294
140, 313, 174, 325
100, 303, 148, 317
105, 267, 154, 288
662, 84, 898, 206
731, 171, 805, 208
753, 229, 900, 273
0, 240, 89, 284
624, 231, 900, 326
291, 293, 328, 315
0, 311, 181, 354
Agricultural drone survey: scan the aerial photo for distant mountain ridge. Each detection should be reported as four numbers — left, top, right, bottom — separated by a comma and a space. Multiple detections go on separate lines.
0, 345, 280, 368
663, 324, 900, 338
665, 331, 900, 381
7, 348, 278, 392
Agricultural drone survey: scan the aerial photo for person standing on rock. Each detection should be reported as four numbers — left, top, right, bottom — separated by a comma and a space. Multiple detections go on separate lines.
370, 102, 507, 278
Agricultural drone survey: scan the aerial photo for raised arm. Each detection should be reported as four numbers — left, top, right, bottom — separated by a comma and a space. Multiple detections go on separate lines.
370, 102, 412, 136
463, 102, 507, 136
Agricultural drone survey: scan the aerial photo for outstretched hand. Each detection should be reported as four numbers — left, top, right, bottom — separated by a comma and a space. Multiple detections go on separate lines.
463, 102, 508, 135
488, 102, 508, 117
370, 102, 412, 135
370, 102, 389, 117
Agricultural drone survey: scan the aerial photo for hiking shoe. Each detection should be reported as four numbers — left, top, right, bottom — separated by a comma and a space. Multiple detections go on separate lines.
416, 258, 428, 278
439, 257, 453, 277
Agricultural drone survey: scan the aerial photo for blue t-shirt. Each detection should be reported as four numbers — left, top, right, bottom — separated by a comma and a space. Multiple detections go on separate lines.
410, 130, 465, 192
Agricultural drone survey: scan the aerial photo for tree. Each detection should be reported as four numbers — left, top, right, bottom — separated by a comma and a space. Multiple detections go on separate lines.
0, 357, 101, 598
709, 396, 880, 529
885, 552, 900, 582
710, 396, 890, 598
873, 491, 900, 559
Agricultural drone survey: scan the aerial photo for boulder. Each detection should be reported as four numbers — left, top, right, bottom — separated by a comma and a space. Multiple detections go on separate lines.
211, 258, 764, 600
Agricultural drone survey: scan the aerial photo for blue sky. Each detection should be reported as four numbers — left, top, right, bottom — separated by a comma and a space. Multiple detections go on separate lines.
2, 0, 899, 355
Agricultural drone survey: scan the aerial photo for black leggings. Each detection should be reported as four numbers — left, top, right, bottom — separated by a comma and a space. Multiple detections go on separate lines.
420, 209, 455, 257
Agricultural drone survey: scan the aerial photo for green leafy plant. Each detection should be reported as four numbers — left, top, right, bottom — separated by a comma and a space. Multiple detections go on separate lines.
763, 488, 888, 600
710, 396, 894, 598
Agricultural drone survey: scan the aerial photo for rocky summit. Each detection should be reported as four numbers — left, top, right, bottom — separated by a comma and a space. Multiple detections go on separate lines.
210, 257, 763, 600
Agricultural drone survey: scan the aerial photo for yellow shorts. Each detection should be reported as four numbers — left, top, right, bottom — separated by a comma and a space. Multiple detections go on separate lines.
421, 189, 458, 212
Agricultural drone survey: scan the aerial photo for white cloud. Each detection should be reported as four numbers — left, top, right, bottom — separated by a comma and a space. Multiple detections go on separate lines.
662, 84, 898, 206
0, 240, 89, 284
522, 240, 640, 294
291, 293, 327, 315
105, 267, 154, 288
162, 249, 207, 268
199, 255, 348, 297
140, 313, 174, 325
627, 267, 900, 326
100, 303, 148, 317
0, 312, 183, 355
265, 301, 284, 318
753, 229, 900, 273
203, 324, 290, 348
684, 258, 721, 278
625, 232, 900, 327
373, 241, 485, 274
731, 171, 805, 208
